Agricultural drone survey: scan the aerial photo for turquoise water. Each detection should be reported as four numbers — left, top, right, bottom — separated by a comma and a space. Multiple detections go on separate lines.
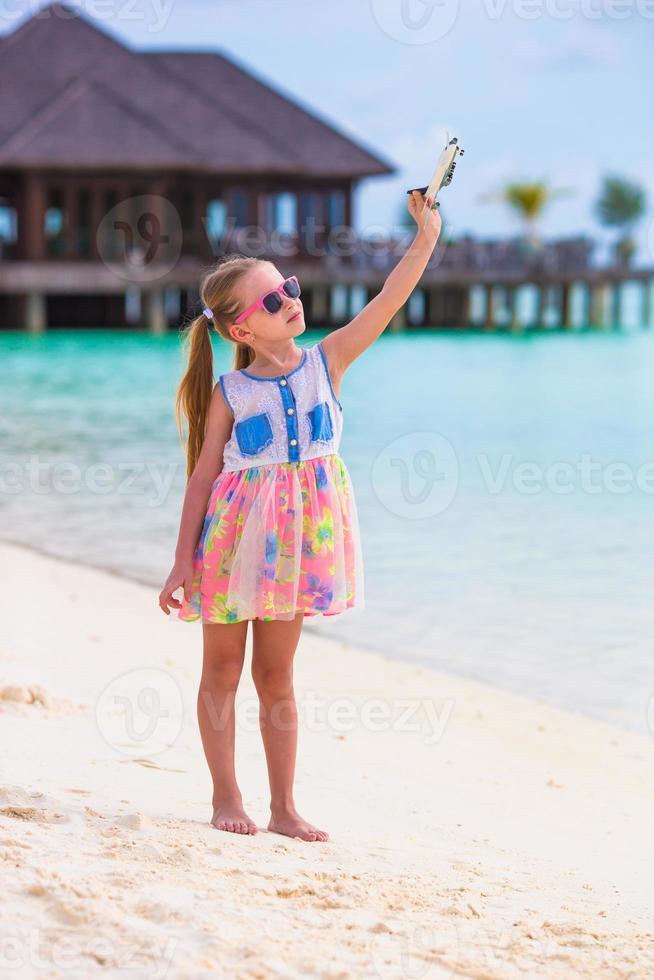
2, 327, 654, 735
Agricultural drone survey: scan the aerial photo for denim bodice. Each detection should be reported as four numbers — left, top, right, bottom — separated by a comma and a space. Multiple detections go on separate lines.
218, 341, 343, 473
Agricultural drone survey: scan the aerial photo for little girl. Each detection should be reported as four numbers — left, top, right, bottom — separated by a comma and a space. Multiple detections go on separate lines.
159, 190, 441, 841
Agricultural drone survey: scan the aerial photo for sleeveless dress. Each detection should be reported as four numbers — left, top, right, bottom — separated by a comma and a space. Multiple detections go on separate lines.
177, 340, 365, 624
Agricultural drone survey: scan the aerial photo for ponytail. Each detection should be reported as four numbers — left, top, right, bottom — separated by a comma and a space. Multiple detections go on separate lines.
175, 312, 214, 481
175, 254, 270, 480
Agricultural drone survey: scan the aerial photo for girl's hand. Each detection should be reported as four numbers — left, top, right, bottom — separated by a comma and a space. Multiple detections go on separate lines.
158, 559, 195, 614
407, 190, 442, 238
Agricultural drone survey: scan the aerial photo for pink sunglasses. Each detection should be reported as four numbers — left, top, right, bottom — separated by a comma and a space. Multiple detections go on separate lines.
233, 275, 301, 325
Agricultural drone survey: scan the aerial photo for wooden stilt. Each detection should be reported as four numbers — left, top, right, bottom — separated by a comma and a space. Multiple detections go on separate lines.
25, 292, 46, 333
483, 284, 495, 331
145, 288, 167, 335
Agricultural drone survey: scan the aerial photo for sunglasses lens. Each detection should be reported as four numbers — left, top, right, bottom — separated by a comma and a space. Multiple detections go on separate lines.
283, 277, 301, 299
262, 292, 283, 314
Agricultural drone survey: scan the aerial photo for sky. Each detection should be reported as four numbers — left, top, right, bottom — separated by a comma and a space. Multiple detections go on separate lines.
3, 0, 654, 262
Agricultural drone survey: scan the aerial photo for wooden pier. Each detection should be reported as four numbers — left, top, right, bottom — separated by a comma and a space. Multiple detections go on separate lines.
2, 245, 652, 334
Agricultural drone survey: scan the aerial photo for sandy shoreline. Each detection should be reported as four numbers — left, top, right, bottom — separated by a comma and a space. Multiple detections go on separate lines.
1, 538, 653, 978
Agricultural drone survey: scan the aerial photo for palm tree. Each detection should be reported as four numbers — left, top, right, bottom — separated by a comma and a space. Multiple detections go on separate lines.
480, 181, 573, 247
594, 176, 646, 267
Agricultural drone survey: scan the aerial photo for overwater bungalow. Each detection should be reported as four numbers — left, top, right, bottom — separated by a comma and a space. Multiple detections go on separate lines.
1, 3, 652, 332
0, 1, 393, 332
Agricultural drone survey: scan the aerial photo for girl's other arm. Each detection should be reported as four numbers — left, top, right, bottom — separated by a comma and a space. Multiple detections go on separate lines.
158, 384, 233, 614
321, 191, 442, 377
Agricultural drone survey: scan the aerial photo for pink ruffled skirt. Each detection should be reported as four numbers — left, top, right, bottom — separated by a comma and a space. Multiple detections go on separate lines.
177, 453, 364, 624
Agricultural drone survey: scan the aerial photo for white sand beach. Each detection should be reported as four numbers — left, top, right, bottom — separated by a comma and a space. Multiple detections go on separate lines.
1, 538, 653, 978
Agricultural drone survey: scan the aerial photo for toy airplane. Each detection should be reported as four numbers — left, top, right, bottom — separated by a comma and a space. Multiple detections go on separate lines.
406, 135, 464, 228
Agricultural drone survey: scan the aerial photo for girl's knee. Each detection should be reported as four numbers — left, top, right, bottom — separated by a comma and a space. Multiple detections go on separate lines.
251, 662, 293, 699
200, 656, 244, 692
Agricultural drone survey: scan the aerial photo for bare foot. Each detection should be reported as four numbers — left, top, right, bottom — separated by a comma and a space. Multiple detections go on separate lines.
268, 807, 329, 842
211, 800, 258, 835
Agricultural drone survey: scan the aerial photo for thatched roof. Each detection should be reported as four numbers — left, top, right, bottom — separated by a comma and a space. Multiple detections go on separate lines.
0, 2, 395, 178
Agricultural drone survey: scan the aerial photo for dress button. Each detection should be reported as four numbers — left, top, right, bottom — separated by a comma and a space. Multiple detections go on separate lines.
287, 408, 294, 415
280, 379, 287, 386
290, 438, 297, 446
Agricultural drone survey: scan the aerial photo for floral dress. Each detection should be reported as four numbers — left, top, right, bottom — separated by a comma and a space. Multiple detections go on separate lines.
177, 341, 365, 624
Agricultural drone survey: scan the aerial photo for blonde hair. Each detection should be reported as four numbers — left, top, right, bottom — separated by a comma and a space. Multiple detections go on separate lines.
175, 253, 271, 481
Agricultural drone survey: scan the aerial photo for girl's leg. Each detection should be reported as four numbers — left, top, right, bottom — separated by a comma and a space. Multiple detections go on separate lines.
251, 612, 329, 842
200, 621, 257, 834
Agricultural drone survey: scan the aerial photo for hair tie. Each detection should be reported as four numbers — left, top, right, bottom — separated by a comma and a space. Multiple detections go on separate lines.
202, 307, 213, 320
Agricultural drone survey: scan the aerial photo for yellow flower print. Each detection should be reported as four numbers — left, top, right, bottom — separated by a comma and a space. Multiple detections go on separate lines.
207, 593, 241, 623
303, 507, 334, 557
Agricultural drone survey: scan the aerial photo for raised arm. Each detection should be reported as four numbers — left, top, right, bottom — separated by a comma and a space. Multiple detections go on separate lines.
321, 191, 442, 377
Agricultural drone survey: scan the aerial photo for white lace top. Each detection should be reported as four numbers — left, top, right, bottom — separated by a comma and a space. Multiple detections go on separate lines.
218, 341, 344, 473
